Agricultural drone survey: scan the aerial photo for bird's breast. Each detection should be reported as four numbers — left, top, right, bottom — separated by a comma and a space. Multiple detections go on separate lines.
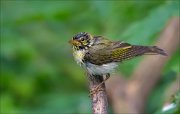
73, 49, 118, 75
73, 49, 86, 65
85, 62, 118, 75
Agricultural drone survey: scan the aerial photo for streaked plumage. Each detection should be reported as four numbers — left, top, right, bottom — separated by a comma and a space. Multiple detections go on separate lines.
69, 32, 167, 75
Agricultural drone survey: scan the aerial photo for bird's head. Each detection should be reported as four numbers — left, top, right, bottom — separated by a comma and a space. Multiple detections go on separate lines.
69, 32, 93, 50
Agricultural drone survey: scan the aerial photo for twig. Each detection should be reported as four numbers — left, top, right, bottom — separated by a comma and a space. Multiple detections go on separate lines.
87, 73, 108, 114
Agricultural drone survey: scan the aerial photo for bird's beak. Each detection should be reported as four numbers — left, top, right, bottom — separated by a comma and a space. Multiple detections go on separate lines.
68, 39, 80, 46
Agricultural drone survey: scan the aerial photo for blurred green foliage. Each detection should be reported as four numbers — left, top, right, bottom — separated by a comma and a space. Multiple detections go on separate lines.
155, 91, 180, 114
0, 0, 179, 113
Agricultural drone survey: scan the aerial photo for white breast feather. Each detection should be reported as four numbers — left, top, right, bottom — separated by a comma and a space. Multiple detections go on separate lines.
86, 62, 118, 75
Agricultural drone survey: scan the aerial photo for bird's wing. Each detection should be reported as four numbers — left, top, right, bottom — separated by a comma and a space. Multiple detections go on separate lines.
84, 41, 132, 65
84, 41, 166, 65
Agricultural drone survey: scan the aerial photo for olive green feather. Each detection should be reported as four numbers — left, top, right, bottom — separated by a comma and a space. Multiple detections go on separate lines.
84, 36, 167, 65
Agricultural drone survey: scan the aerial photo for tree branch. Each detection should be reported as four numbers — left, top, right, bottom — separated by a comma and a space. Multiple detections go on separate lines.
87, 73, 108, 114
106, 74, 128, 113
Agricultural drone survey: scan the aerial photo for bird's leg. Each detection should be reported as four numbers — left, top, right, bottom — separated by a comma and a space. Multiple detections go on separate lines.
90, 73, 110, 96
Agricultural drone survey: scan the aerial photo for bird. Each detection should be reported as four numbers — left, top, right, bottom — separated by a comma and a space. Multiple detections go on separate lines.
69, 32, 167, 94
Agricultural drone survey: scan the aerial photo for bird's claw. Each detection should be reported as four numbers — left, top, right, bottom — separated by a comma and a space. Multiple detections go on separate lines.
89, 87, 104, 97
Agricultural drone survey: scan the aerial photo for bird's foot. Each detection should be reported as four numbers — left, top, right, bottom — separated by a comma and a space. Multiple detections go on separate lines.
89, 87, 104, 97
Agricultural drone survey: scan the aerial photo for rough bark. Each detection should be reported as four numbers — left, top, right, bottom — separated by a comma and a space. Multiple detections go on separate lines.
106, 17, 180, 113
87, 73, 108, 114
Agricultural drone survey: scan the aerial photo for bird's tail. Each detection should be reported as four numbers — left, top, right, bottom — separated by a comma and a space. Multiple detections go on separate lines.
141, 46, 167, 56
114, 45, 167, 62
130, 45, 168, 57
